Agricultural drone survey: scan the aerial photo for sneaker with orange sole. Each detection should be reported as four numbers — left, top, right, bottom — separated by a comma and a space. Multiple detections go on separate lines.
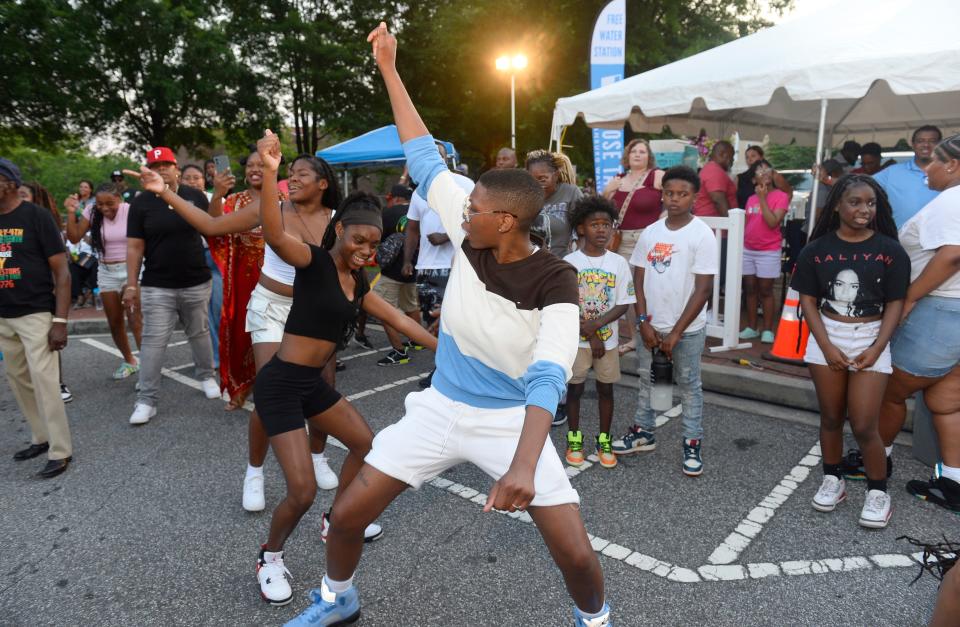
565, 430, 585, 467
597, 432, 617, 468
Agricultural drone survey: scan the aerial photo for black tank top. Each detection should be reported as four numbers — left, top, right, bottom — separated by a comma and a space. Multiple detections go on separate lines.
284, 244, 368, 345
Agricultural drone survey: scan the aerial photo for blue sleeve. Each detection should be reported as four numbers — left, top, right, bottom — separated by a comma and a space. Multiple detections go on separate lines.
402, 134, 446, 200
524, 360, 568, 416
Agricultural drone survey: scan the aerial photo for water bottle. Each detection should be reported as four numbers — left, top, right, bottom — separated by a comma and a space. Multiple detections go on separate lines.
93, 287, 103, 311
650, 348, 674, 411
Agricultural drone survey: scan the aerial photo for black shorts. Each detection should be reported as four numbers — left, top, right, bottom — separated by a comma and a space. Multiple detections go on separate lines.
254, 355, 342, 437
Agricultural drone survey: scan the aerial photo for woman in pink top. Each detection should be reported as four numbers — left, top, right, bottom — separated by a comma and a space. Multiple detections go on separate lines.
740, 166, 789, 343
65, 183, 143, 379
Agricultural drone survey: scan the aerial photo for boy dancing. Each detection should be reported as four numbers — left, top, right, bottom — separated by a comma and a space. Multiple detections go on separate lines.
283, 23, 611, 627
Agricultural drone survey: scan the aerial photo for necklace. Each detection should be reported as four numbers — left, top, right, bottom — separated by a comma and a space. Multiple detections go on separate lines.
291, 201, 323, 245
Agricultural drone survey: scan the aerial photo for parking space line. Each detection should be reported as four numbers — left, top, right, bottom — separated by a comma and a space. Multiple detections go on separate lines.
707, 441, 822, 565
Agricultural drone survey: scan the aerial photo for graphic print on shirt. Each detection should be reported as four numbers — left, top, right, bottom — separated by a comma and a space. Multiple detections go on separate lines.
0, 229, 24, 289
824, 268, 865, 317
577, 268, 621, 343
646, 242, 675, 274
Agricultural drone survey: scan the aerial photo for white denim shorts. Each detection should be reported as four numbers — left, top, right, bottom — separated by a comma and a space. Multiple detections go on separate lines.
97, 261, 128, 293
245, 283, 293, 345
366, 386, 580, 507
804, 316, 892, 374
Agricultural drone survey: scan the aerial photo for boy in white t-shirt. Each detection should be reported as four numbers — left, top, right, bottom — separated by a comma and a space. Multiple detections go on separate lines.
613, 166, 718, 477
563, 197, 636, 469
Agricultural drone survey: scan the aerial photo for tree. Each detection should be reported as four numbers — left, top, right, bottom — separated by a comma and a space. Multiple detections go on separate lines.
225, 0, 402, 155
0, 0, 103, 147
395, 0, 791, 176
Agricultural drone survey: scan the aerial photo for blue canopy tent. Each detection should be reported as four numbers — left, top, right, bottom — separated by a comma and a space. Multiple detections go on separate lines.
316, 124, 459, 190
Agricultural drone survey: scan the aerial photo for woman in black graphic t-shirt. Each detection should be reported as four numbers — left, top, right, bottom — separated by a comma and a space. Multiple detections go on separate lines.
790, 174, 909, 531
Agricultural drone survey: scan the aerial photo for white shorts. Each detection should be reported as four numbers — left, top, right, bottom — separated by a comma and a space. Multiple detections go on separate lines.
804, 316, 892, 374
97, 261, 128, 293
366, 386, 580, 507
742, 248, 781, 279
245, 283, 292, 345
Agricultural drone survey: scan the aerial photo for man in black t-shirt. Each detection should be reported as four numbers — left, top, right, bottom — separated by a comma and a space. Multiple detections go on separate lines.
123, 147, 220, 426
373, 184, 421, 366
0, 157, 74, 478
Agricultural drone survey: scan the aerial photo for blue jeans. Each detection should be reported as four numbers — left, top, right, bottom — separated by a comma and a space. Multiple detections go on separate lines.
204, 249, 222, 369
633, 327, 706, 440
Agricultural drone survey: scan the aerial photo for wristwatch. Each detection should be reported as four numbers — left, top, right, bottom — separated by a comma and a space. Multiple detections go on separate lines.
637, 314, 652, 328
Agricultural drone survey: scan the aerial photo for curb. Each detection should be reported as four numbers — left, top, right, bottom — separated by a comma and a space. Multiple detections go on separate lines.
68, 319, 112, 336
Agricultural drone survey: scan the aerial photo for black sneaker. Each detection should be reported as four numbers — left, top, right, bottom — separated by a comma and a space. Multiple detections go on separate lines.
353, 334, 374, 350
906, 473, 960, 514
841, 448, 893, 480
551, 405, 567, 427
60, 384, 73, 403
403, 340, 424, 352
418, 369, 434, 389
377, 349, 409, 366
335, 359, 346, 372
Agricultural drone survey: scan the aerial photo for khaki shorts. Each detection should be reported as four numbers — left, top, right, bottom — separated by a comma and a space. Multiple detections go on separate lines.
374, 275, 419, 313
616, 229, 644, 265
570, 346, 621, 384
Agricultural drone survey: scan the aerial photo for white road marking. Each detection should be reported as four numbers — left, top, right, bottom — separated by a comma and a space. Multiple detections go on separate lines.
708, 441, 821, 565
75, 338, 929, 582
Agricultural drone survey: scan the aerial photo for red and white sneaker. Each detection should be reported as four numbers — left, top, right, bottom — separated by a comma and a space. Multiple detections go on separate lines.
256, 546, 292, 605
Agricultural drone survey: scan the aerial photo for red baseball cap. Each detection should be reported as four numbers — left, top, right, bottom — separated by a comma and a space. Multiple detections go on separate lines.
145, 146, 177, 166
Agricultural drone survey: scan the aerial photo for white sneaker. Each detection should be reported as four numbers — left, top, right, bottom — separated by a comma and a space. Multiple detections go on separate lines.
812, 475, 846, 512
320, 512, 384, 543
129, 403, 156, 425
256, 548, 292, 605
313, 454, 339, 490
243, 474, 265, 512
859, 489, 892, 529
201, 378, 220, 400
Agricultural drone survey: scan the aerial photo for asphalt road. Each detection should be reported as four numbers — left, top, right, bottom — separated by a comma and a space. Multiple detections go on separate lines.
1, 328, 954, 626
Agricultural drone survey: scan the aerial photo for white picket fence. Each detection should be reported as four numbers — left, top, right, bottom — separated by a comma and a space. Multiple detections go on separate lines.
699, 208, 751, 353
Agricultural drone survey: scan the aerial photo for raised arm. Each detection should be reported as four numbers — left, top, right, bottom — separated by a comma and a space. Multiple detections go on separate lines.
208, 169, 236, 218
257, 130, 313, 269
63, 195, 91, 244
123, 167, 258, 237
369, 22, 466, 246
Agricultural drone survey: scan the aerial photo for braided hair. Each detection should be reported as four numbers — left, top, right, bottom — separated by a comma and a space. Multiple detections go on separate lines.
524, 150, 576, 185
89, 183, 123, 255
290, 154, 342, 210
809, 174, 898, 242
934, 133, 960, 162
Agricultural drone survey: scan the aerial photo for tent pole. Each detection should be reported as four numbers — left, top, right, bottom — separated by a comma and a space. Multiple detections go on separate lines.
343, 170, 349, 193
807, 98, 829, 237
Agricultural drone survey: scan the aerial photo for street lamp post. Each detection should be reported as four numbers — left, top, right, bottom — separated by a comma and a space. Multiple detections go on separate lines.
495, 54, 528, 150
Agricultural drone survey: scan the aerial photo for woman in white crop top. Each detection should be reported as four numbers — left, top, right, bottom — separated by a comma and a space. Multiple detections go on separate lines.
163, 149, 372, 523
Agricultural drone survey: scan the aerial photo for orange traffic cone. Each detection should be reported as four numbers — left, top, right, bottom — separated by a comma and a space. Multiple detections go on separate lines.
762, 287, 809, 366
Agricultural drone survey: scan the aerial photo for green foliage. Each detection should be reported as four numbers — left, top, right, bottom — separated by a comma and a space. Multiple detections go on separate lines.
764, 143, 818, 170
395, 0, 791, 178
1, 138, 133, 212
1, 0, 793, 181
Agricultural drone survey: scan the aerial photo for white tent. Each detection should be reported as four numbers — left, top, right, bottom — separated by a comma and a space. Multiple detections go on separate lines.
550, 0, 960, 150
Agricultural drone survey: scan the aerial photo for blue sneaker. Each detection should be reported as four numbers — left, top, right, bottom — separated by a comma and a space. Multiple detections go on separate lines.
574, 602, 612, 626
284, 580, 360, 627
611, 426, 656, 455
683, 439, 703, 476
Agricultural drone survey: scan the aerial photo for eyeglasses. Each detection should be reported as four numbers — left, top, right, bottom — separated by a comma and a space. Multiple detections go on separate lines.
462, 197, 516, 223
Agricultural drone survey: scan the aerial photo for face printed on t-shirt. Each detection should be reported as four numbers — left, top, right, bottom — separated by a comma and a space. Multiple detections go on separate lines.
826, 268, 862, 316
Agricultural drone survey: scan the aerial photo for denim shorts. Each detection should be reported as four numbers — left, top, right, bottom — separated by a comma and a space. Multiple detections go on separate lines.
891, 296, 960, 378
804, 316, 891, 374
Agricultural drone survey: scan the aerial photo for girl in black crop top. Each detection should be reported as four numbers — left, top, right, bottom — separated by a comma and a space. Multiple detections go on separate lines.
789, 174, 909, 529
250, 131, 438, 602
